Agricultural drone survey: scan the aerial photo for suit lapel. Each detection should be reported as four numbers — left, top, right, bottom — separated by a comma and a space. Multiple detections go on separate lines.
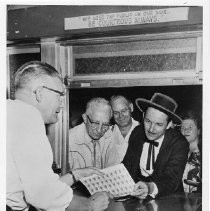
154, 129, 171, 169
130, 125, 145, 168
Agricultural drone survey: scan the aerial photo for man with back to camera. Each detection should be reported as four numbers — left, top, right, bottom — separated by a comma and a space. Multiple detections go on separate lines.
122, 93, 189, 199
7, 61, 111, 211
69, 97, 120, 170
110, 95, 139, 162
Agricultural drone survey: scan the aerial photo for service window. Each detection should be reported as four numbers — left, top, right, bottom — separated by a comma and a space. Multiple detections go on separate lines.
64, 31, 202, 88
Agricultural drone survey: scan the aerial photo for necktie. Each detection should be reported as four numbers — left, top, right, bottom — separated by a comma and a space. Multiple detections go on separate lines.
93, 141, 97, 167
145, 140, 159, 170
92, 140, 102, 168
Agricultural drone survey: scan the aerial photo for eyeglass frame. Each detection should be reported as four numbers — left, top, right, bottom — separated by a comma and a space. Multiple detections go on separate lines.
42, 86, 65, 97
86, 114, 111, 131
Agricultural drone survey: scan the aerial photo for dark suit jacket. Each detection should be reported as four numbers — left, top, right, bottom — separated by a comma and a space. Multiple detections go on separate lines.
122, 124, 189, 197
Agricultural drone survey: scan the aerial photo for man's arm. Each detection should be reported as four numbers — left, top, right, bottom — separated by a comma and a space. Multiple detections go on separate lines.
68, 125, 89, 170
122, 125, 143, 181
60, 167, 104, 186
12, 121, 72, 210
152, 134, 189, 196
104, 136, 121, 167
68, 128, 78, 170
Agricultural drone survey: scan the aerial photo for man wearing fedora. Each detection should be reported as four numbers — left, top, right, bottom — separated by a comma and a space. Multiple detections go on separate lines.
122, 93, 189, 199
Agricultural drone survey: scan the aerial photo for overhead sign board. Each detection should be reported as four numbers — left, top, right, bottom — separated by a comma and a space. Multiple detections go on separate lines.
65, 7, 189, 30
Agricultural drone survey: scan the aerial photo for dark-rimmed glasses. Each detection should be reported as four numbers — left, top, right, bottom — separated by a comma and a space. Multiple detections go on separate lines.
42, 86, 65, 97
86, 115, 111, 131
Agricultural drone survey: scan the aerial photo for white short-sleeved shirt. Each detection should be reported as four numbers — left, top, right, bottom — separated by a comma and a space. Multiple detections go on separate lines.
111, 118, 139, 162
7, 99, 72, 211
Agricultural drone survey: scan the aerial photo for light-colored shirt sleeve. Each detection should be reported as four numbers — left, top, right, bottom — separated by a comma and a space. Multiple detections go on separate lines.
68, 124, 88, 170
103, 136, 121, 167
7, 100, 72, 211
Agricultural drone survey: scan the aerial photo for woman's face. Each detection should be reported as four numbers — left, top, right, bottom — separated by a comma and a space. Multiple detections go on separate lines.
181, 119, 200, 143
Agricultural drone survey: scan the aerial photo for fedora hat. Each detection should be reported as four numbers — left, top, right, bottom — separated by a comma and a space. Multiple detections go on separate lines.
135, 93, 182, 125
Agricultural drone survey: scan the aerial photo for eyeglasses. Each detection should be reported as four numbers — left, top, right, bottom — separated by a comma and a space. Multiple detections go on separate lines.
42, 86, 65, 97
86, 115, 111, 131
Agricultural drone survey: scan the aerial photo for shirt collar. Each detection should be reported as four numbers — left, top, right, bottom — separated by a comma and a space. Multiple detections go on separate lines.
154, 135, 165, 144
113, 118, 139, 132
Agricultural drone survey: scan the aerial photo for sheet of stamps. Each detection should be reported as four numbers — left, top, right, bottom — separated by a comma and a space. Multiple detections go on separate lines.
79, 164, 135, 197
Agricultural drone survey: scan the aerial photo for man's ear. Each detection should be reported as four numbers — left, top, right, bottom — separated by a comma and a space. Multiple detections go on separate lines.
129, 103, 134, 112
166, 121, 173, 129
82, 113, 87, 123
34, 87, 43, 103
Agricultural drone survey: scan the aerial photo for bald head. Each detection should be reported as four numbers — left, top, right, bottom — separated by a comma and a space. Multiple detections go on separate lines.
86, 97, 112, 118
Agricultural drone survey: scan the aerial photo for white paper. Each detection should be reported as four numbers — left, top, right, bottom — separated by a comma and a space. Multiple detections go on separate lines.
79, 164, 135, 197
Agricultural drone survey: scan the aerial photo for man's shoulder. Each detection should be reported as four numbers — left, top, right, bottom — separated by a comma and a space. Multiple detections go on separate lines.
69, 123, 86, 145
7, 99, 43, 125
69, 123, 84, 134
128, 124, 144, 144
132, 118, 139, 127
165, 128, 189, 146
166, 128, 185, 138
131, 124, 144, 136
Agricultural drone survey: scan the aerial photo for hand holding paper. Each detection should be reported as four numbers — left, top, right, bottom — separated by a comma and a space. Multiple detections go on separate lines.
131, 181, 149, 199
73, 167, 104, 180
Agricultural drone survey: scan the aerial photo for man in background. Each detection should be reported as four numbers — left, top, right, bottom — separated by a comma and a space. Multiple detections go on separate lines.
69, 97, 119, 170
7, 61, 110, 211
110, 95, 139, 162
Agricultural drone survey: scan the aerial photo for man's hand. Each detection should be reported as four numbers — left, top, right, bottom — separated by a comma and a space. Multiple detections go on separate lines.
131, 181, 149, 199
73, 167, 104, 180
88, 192, 111, 211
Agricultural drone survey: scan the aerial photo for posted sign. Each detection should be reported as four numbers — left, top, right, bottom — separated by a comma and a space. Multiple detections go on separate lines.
65, 7, 189, 30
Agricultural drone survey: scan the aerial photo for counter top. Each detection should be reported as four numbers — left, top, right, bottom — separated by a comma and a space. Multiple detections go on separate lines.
67, 185, 201, 211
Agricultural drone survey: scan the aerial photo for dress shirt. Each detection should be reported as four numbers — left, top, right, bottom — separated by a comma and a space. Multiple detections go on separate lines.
7, 100, 72, 211
140, 135, 164, 197
69, 123, 119, 170
111, 118, 139, 162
